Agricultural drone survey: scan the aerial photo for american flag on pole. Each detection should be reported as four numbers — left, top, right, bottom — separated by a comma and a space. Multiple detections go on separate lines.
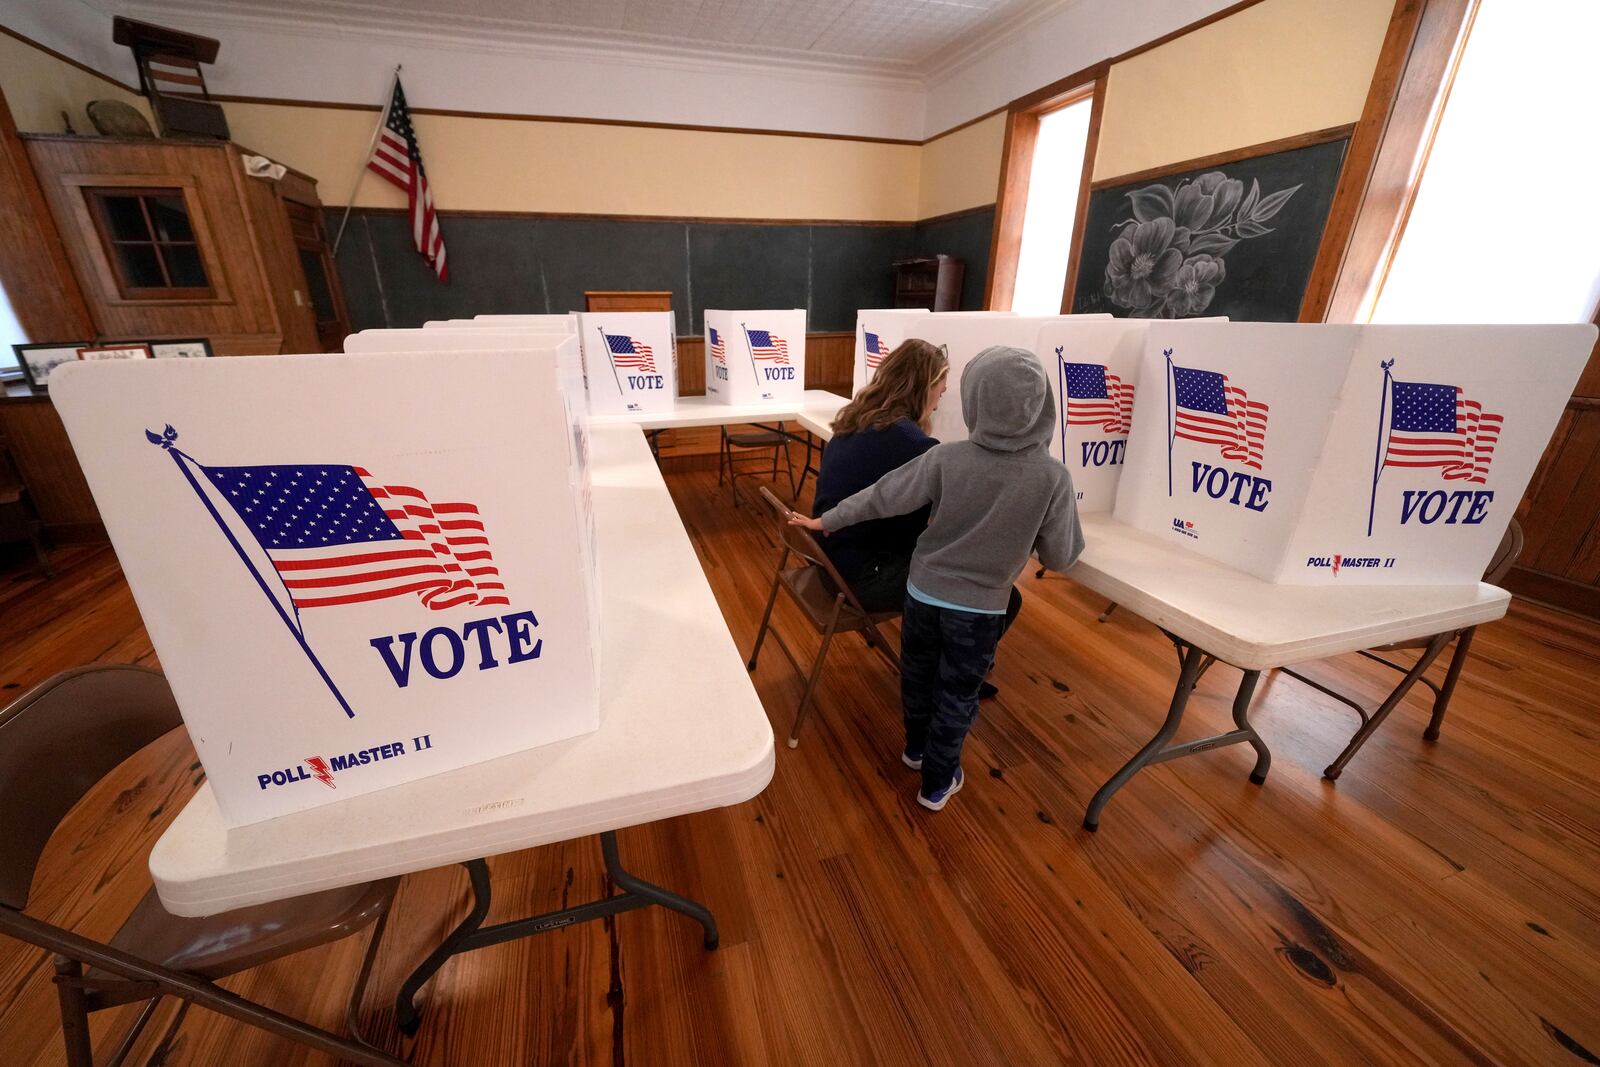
1063, 361, 1135, 434
605, 333, 656, 373
864, 330, 891, 371
709, 327, 727, 365
201, 463, 507, 611
367, 79, 448, 281
1383, 378, 1501, 483
1171, 364, 1268, 469
746, 328, 790, 364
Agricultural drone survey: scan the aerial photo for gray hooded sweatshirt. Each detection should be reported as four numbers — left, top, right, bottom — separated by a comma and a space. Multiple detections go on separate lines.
820, 345, 1085, 612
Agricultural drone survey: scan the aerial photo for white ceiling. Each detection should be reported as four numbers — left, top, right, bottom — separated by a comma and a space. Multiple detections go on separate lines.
101, 0, 1067, 71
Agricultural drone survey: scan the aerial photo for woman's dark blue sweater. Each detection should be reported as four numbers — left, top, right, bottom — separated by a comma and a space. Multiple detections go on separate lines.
812, 417, 937, 581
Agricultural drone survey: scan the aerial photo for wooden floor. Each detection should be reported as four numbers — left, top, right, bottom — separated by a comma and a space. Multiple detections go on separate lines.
2, 470, 1599, 1067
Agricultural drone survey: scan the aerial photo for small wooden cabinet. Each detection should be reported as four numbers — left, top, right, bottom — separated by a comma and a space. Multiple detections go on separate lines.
893, 255, 964, 312
23, 134, 348, 355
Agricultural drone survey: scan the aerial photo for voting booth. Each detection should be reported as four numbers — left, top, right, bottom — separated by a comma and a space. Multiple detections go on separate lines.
576, 312, 677, 415
704, 309, 806, 404
1043, 318, 1224, 513
51, 348, 601, 826
921, 315, 1071, 442
1114, 321, 1595, 585
851, 309, 929, 393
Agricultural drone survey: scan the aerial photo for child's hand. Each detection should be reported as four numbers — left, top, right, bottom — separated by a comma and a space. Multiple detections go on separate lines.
788, 513, 826, 534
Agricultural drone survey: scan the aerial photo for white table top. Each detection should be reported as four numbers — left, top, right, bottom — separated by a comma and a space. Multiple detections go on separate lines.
150, 423, 775, 916
588, 390, 847, 432
1068, 514, 1511, 671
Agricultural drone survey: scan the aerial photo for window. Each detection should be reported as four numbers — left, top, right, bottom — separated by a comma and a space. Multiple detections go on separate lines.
1368, 0, 1600, 323
1, 279, 24, 380
86, 187, 212, 300
1011, 96, 1095, 315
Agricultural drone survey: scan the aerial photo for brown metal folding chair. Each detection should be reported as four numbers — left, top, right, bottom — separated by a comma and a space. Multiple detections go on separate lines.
746, 486, 900, 748
0, 665, 404, 1067
1281, 520, 1525, 780
718, 424, 796, 507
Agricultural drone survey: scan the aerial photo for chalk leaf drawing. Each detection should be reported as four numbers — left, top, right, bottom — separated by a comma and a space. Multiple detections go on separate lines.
1103, 170, 1301, 318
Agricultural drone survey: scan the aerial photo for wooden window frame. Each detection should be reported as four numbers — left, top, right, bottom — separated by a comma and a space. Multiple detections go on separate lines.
1299, 0, 1479, 322
83, 185, 215, 301
984, 73, 1106, 313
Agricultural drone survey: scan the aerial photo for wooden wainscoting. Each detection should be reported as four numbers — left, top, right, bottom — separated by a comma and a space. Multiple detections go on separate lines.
655, 331, 854, 467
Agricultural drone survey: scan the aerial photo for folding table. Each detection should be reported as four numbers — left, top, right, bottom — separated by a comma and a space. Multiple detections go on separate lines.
149, 423, 775, 1032
1067, 514, 1511, 829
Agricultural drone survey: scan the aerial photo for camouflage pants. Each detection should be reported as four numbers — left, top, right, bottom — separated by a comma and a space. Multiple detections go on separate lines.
900, 587, 1021, 795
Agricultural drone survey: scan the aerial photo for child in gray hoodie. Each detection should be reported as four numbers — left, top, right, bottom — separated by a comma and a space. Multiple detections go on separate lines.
793, 346, 1084, 810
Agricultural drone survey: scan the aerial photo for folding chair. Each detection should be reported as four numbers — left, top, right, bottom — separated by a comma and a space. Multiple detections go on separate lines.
746, 486, 899, 748
1281, 520, 1525, 780
0, 665, 404, 1067
718, 424, 795, 507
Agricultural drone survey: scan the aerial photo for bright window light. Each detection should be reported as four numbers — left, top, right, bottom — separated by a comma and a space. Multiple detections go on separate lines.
1371, 0, 1600, 323
1012, 96, 1093, 316
1, 280, 26, 380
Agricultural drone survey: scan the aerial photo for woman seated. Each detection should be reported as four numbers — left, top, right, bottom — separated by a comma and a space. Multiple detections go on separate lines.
812, 339, 948, 613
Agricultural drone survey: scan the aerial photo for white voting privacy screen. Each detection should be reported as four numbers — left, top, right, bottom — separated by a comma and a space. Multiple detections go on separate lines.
1042, 318, 1224, 513
51, 351, 600, 826
851, 309, 929, 393
576, 312, 676, 415
1284, 323, 1594, 584
920, 314, 1108, 443
1114, 321, 1594, 585
704, 309, 806, 403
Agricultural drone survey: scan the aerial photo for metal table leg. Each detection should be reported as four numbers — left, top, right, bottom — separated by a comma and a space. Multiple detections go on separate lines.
395, 830, 718, 1035
1083, 644, 1270, 831
1323, 630, 1455, 781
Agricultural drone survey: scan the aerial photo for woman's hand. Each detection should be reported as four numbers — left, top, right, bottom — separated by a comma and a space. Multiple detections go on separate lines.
788, 513, 826, 533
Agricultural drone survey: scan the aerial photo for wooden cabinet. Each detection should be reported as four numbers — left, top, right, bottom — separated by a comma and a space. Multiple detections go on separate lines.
585, 290, 673, 313
893, 255, 964, 311
22, 135, 348, 355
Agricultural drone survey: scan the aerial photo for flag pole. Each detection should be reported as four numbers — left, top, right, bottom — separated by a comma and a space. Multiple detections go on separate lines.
597, 326, 625, 397
1366, 359, 1395, 537
332, 65, 401, 258
1164, 348, 1175, 497
741, 322, 762, 389
1056, 347, 1068, 465
147, 427, 357, 719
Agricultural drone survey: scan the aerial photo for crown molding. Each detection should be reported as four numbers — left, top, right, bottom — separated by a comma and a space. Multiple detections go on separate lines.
110, 0, 928, 89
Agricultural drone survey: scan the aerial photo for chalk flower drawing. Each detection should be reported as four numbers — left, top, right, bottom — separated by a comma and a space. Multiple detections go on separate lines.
1103, 170, 1301, 317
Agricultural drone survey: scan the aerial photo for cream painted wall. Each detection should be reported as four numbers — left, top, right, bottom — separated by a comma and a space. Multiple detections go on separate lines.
224, 102, 924, 221
1093, 0, 1393, 180
917, 113, 1005, 220
0, 31, 146, 134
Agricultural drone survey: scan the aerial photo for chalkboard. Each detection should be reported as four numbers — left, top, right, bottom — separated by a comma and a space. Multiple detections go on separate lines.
1071, 136, 1348, 322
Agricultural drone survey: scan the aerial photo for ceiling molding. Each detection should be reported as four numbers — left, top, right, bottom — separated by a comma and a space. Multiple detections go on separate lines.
108, 0, 933, 88
922, 0, 1087, 85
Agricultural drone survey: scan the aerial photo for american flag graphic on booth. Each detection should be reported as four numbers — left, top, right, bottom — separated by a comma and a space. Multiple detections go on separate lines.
1383, 378, 1501, 484
746, 328, 790, 364
605, 333, 656, 373
709, 327, 727, 365
1171, 364, 1269, 470
201, 463, 508, 611
1064, 362, 1135, 434
864, 330, 891, 371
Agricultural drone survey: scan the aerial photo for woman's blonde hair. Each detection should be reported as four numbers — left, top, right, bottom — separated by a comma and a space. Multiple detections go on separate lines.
831, 339, 949, 436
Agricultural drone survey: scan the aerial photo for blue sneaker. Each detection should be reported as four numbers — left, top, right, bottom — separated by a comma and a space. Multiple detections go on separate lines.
901, 749, 923, 770
917, 766, 964, 811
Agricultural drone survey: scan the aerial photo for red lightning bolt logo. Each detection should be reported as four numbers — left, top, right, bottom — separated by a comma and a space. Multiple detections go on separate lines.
305, 756, 337, 789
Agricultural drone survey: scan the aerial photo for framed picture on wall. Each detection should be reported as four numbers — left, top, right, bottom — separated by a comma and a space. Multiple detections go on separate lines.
150, 338, 214, 359
13, 342, 92, 391
78, 343, 154, 362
